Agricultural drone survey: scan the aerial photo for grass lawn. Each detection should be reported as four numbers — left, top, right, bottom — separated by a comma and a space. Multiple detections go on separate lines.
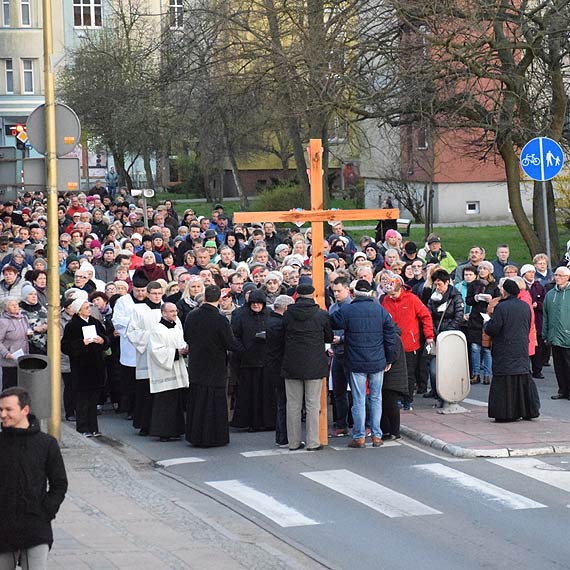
348, 225, 570, 265
162, 195, 566, 264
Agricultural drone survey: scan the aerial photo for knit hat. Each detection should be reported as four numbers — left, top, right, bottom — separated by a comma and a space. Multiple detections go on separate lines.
275, 244, 289, 256
102, 245, 115, 255
21, 283, 36, 300
502, 279, 520, 297
385, 229, 400, 240
81, 262, 96, 276
477, 261, 494, 274
265, 271, 283, 284
66, 254, 79, 267
353, 252, 367, 261
70, 297, 88, 314
242, 282, 257, 296
131, 233, 143, 241
520, 264, 535, 276
90, 240, 102, 250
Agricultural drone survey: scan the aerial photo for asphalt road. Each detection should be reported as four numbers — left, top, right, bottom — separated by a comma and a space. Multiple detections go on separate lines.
95, 402, 570, 570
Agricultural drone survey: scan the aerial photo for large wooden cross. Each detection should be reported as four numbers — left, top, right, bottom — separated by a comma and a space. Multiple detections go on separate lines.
234, 139, 399, 444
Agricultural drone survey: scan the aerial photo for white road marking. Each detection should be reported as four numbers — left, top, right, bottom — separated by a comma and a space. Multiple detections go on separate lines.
400, 440, 470, 462
416, 463, 546, 510
156, 457, 205, 467
241, 448, 308, 458
301, 469, 441, 518
205, 480, 320, 527
488, 457, 570, 494
463, 398, 488, 407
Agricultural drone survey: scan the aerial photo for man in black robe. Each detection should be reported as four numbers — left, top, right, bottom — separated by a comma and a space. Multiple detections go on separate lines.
184, 285, 238, 447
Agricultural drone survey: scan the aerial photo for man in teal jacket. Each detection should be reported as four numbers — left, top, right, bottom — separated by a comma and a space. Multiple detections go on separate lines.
543, 266, 570, 400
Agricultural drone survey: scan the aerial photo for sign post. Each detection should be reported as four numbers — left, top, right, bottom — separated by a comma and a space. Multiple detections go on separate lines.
234, 139, 399, 444
520, 137, 565, 262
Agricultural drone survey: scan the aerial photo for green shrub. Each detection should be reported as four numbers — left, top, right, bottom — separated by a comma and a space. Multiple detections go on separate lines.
254, 183, 305, 212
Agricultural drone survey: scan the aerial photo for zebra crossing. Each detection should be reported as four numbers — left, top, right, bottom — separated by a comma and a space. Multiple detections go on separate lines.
203, 458, 570, 528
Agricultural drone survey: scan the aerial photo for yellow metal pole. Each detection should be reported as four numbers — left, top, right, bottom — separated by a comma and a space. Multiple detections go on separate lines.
43, 0, 61, 440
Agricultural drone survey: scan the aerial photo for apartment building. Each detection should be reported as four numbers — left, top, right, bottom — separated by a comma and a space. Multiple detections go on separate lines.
0, 0, 65, 149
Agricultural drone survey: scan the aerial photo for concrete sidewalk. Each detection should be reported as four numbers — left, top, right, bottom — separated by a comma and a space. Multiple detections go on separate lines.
49, 427, 328, 570
400, 398, 570, 458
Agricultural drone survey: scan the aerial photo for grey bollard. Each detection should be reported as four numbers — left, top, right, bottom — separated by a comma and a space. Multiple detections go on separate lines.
17, 355, 51, 420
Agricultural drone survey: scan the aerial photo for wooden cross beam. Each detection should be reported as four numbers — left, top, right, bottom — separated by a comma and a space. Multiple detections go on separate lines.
234, 139, 399, 444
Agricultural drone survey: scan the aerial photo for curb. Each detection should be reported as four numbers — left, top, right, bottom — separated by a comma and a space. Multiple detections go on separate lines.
400, 424, 570, 458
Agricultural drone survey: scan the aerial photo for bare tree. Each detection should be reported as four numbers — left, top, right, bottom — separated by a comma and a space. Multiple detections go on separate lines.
58, 0, 164, 189
382, 0, 570, 260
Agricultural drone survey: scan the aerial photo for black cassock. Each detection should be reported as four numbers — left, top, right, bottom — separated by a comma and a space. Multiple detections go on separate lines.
184, 303, 237, 447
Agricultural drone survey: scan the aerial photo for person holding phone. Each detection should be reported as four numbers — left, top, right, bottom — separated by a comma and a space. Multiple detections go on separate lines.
466, 261, 501, 384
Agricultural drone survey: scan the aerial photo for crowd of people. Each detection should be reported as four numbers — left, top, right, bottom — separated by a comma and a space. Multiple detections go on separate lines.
1, 184, 569, 448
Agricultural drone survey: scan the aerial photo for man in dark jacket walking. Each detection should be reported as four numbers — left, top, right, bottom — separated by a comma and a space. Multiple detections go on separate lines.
282, 284, 333, 451
265, 295, 295, 447
331, 280, 396, 448
0, 387, 68, 569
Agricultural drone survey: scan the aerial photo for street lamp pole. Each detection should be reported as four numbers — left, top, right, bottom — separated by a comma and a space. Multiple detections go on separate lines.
42, 0, 61, 440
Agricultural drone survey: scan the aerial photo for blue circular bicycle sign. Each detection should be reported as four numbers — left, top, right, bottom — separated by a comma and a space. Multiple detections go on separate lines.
520, 137, 565, 181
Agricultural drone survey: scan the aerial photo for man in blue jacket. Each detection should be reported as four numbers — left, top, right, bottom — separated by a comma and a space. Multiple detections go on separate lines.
331, 280, 396, 448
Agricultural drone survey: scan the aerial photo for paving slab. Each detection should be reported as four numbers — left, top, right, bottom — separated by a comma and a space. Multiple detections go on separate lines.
401, 400, 570, 458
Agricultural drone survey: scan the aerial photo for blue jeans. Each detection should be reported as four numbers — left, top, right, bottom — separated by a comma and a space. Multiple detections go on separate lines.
470, 343, 491, 376
349, 371, 384, 439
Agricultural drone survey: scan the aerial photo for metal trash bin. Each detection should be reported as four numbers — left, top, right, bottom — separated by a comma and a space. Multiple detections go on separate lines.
17, 355, 51, 419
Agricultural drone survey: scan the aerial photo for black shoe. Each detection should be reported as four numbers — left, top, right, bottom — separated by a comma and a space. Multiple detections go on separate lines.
306, 445, 323, 451
544, 362, 551, 367
423, 391, 436, 399
532, 373, 545, 379
138, 429, 149, 436
551, 394, 569, 400
125, 414, 133, 421
65, 415, 76, 422
289, 443, 305, 451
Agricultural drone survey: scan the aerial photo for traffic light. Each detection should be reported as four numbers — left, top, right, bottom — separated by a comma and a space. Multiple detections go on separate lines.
4, 124, 28, 150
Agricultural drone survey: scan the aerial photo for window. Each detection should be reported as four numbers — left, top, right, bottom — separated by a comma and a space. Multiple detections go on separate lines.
466, 201, 480, 215
169, 0, 183, 28
2, 0, 9, 26
5, 59, 13, 93
22, 59, 33, 93
417, 125, 428, 150
73, 0, 102, 28
20, 0, 30, 26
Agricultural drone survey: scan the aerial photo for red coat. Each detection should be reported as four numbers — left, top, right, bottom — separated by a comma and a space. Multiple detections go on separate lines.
518, 289, 537, 356
382, 288, 435, 352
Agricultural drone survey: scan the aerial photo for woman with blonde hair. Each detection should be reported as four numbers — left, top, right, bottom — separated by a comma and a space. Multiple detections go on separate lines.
176, 276, 204, 326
